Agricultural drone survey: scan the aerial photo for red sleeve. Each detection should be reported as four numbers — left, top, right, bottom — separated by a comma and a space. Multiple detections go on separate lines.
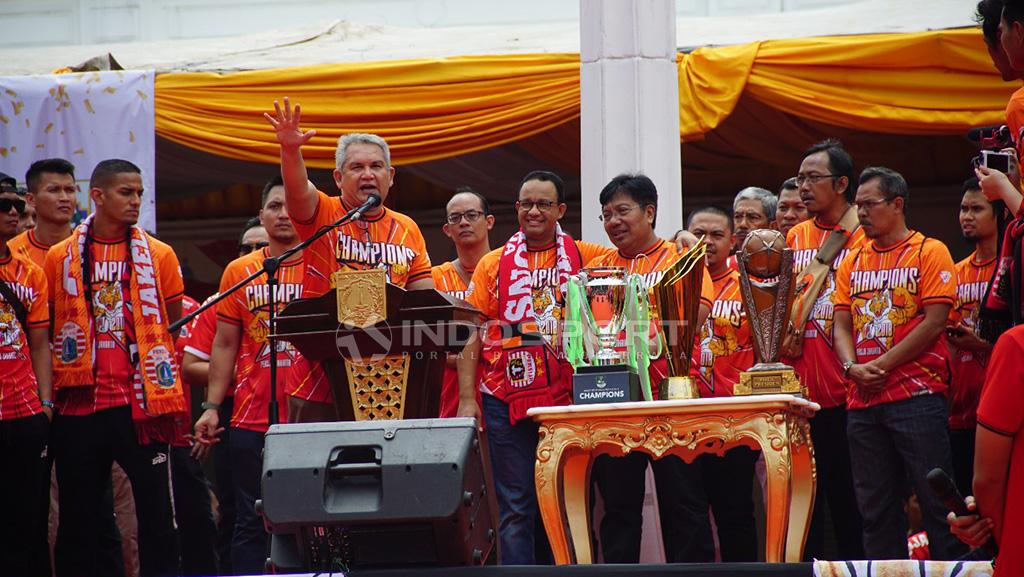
977, 328, 1024, 437
183, 305, 218, 361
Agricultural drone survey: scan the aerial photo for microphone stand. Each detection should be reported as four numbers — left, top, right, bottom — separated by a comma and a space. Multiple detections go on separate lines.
171, 193, 382, 426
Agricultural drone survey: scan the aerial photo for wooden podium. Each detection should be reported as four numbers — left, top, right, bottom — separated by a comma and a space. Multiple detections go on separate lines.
274, 283, 478, 421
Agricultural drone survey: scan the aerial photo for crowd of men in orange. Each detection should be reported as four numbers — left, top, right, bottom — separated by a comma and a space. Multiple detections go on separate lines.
0, 1, 1022, 576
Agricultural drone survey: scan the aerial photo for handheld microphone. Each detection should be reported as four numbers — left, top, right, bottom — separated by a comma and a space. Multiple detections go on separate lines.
352, 193, 382, 221
926, 467, 998, 557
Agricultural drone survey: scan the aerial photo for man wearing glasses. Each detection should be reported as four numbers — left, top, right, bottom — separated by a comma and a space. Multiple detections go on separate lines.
832, 167, 964, 560
783, 139, 864, 560
432, 187, 493, 418
463, 170, 611, 564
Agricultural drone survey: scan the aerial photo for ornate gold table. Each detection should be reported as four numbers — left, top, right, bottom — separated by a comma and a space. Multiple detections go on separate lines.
528, 394, 818, 564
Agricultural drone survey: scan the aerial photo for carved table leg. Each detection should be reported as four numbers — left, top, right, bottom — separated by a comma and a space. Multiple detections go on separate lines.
536, 426, 573, 565
561, 450, 594, 564
757, 418, 791, 563
784, 418, 816, 562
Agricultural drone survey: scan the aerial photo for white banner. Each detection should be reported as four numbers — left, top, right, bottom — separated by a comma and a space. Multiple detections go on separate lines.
0, 70, 156, 231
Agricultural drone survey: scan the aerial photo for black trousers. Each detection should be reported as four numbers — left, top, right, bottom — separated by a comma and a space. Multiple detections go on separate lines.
0, 413, 49, 576
948, 427, 976, 498
592, 453, 713, 563
213, 396, 236, 575
698, 446, 759, 562
53, 405, 180, 577
171, 446, 218, 576
803, 405, 864, 560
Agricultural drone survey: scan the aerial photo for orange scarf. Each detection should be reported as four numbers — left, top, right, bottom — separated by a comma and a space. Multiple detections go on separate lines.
52, 215, 187, 417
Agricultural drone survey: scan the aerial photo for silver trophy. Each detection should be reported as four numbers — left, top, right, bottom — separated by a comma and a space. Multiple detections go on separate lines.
578, 267, 629, 365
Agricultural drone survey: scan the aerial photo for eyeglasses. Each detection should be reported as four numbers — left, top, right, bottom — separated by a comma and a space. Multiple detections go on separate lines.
0, 198, 26, 215
795, 173, 839, 186
446, 210, 485, 224
516, 200, 558, 212
854, 198, 893, 210
238, 241, 269, 255
599, 204, 642, 222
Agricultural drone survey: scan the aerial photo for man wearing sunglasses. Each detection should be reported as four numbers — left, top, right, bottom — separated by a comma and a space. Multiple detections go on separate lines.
833, 167, 964, 560
432, 187, 493, 419
237, 217, 269, 257
0, 184, 53, 576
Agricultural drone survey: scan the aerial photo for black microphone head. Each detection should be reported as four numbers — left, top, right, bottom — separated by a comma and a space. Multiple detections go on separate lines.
366, 193, 382, 207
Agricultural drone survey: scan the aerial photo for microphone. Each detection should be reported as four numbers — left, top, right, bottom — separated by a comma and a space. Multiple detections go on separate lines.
926, 467, 998, 557
351, 193, 382, 221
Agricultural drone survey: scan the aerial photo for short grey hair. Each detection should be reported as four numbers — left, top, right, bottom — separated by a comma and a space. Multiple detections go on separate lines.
733, 186, 778, 222
335, 133, 391, 170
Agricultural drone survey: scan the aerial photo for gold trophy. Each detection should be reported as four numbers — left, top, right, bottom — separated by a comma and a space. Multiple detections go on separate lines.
652, 243, 707, 400
734, 229, 802, 396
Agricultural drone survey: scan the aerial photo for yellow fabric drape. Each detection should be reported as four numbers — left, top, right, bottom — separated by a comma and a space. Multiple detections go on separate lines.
678, 28, 1016, 140
154, 28, 1015, 167
155, 54, 582, 168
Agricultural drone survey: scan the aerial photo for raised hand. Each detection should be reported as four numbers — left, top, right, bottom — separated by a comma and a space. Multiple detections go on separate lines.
263, 97, 316, 149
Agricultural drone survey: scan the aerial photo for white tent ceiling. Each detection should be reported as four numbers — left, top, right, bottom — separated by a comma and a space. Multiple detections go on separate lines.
0, 0, 976, 75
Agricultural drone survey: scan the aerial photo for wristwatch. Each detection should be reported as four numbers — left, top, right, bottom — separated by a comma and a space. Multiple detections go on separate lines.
200, 401, 221, 411
41, 400, 55, 409
841, 360, 855, 377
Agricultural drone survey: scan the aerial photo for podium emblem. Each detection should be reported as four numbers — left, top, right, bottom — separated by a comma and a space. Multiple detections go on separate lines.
334, 268, 387, 329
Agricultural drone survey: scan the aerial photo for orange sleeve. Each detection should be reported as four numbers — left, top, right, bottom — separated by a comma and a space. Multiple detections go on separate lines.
700, 268, 714, 309
216, 262, 245, 325
406, 221, 433, 282
832, 248, 855, 310
293, 190, 341, 237
785, 224, 799, 248
577, 241, 614, 265
184, 305, 218, 360
467, 250, 500, 319
920, 239, 956, 306
26, 264, 48, 328
155, 241, 184, 304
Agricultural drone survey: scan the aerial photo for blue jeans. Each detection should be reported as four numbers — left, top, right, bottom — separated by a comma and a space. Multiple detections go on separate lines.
847, 394, 967, 560
230, 427, 268, 575
481, 394, 551, 565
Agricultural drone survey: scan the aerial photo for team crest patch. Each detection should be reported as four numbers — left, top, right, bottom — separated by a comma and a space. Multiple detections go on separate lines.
143, 345, 177, 388
57, 322, 86, 363
940, 271, 952, 284
505, 350, 538, 389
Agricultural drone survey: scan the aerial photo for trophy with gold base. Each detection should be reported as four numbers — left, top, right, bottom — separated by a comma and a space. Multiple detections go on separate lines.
735, 229, 802, 396
652, 242, 707, 400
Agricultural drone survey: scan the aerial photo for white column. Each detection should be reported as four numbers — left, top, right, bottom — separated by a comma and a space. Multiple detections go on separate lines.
579, 0, 682, 245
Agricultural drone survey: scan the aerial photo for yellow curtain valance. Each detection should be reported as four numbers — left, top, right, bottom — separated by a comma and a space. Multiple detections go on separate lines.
154, 28, 1016, 168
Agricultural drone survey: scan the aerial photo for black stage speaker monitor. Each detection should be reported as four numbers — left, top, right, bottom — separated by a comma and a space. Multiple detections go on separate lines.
260, 417, 497, 572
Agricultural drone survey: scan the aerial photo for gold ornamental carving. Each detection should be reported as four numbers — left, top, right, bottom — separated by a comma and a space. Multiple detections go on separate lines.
344, 354, 410, 420
334, 268, 386, 329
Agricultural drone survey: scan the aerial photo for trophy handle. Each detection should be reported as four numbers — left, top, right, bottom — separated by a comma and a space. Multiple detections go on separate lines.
625, 274, 654, 402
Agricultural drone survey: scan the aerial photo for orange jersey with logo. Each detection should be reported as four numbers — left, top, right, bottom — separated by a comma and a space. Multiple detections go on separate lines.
1007, 86, 1024, 178
9, 229, 52, 269
296, 191, 432, 296
833, 231, 956, 409
691, 268, 754, 397
948, 253, 997, 429
44, 235, 184, 416
467, 239, 611, 395
587, 240, 714, 385
217, 249, 305, 432
785, 218, 868, 408
431, 261, 472, 417
0, 253, 48, 420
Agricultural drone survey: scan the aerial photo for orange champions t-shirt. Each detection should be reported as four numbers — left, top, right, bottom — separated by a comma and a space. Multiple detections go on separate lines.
691, 268, 754, 397
296, 191, 432, 297
785, 217, 868, 408
0, 252, 48, 420
975, 325, 1024, 577
467, 239, 611, 395
9, 229, 52, 269
1006, 85, 1024, 177
182, 295, 235, 398
832, 231, 956, 409
432, 261, 473, 418
948, 252, 997, 430
587, 239, 714, 386
217, 249, 305, 432
45, 234, 184, 416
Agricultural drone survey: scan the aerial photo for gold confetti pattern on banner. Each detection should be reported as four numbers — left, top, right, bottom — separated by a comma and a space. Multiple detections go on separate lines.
84, 99, 94, 114
0, 148, 7, 157
49, 85, 71, 111
0, 114, 7, 124
24, 118, 29, 128
136, 90, 148, 100
103, 86, 116, 94
3, 89, 15, 97
44, 122, 53, 134
36, 144, 44, 149
72, 148, 83, 155
11, 101, 24, 115
10, 146, 17, 153
129, 131, 135, 144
